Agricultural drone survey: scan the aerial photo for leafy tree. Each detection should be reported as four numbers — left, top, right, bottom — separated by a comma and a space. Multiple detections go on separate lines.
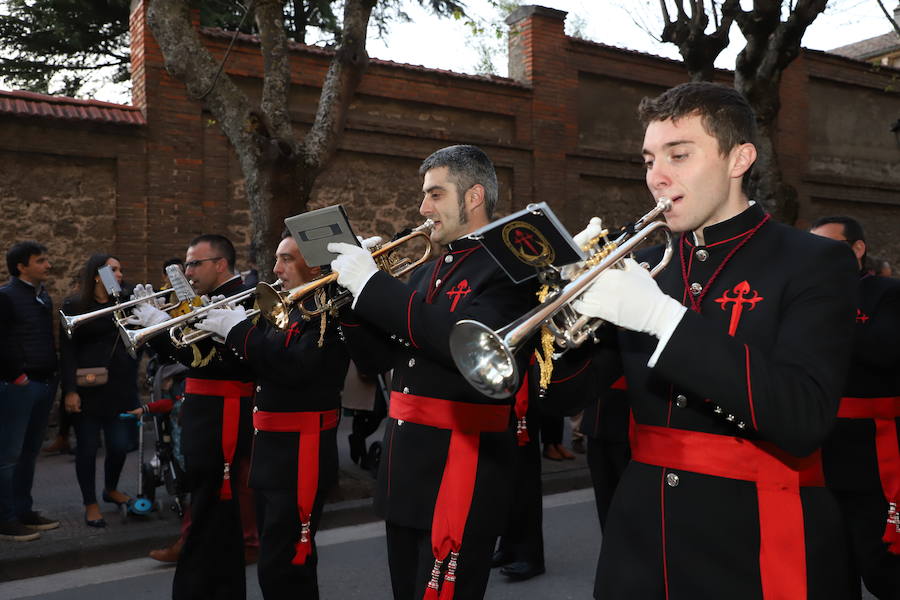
657, 0, 830, 224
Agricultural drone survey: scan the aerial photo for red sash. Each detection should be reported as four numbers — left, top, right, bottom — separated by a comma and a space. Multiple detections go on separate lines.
632, 424, 824, 600
253, 408, 340, 564
838, 396, 900, 553
389, 392, 511, 600
184, 378, 254, 500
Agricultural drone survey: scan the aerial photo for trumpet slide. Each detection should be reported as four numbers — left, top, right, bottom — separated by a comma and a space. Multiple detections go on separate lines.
449, 198, 673, 399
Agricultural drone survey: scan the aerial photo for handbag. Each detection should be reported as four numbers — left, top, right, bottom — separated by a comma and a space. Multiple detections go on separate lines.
74, 331, 119, 388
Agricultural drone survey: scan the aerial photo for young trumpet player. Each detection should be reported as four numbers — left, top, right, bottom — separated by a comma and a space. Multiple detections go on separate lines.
328, 145, 537, 600
193, 230, 350, 599
129, 234, 258, 600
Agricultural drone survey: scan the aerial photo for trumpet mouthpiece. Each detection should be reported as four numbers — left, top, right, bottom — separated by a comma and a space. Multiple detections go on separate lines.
657, 197, 673, 212
417, 219, 435, 231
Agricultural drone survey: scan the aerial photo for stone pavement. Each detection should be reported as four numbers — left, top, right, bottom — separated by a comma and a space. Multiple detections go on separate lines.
0, 415, 590, 582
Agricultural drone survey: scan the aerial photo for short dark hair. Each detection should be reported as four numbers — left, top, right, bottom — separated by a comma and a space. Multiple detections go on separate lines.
809, 215, 866, 245
419, 145, 499, 219
6, 240, 48, 277
188, 234, 236, 271
162, 257, 183, 273
638, 82, 757, 156
281, 227, 292, 240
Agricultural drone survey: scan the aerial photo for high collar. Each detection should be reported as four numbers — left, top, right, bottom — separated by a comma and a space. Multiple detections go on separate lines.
12, 276, 44, 296
211, 274, 243, 296
446, 236, 482, 253
687, 203, 768, 247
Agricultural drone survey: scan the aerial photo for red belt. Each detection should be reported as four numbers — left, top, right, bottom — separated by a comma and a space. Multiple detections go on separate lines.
185, 378, 254, 500
254, 409, 340, 565
838, 396, 900, 553
632, 424, 824, 600
389, 392, 511, 600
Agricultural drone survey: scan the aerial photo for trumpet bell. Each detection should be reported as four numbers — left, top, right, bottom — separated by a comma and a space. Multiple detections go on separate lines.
255, 282, 292, 329
449, 320, 519, 399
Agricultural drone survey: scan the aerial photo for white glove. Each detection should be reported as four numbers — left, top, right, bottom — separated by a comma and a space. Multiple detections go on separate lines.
130, 283, 165, 308
129, 302, 169, 327
194, 306, 248, 340
561, 217, 605, 281
327, 242, 379, 298
356, 235, 383, 250
571, 258, 686, 339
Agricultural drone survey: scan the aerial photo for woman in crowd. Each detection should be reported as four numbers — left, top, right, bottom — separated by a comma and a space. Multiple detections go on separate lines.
59, 254, 139, 527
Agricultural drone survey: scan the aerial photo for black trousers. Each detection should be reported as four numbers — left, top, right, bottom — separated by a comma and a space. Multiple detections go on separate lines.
496, 437, 544, 565
255, 488, 327, 600
586, 436, 630, 531
832, 489, 900, 600
173, 469, 247, 600
385, 522, 496, 600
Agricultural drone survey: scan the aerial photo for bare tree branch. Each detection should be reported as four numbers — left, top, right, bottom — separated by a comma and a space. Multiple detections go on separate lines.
256, 0, 296, 145
875, 0, 900, 36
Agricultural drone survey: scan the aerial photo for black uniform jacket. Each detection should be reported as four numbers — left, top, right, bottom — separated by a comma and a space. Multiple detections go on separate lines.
149, 276, 255, 471
548, 204, 859, 598
59, 296, 139, 417
224, 302, 349, 490
823, 272, 900, 491
340, 236, 537, 534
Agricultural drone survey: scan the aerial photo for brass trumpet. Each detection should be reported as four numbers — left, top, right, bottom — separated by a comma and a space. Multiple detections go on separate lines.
449, 199, 674, 399
257, 220, 434, 328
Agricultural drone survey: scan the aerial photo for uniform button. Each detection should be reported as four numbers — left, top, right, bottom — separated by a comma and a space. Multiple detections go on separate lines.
666, 472, 680, 487
408, 358, 416, 367
404, 341, 411, 347
674, 394, 687, 408
713, 405, 724, 414
255, 385, 262, 393
403, 386, 410, 394
737, 421, 747, 430
252, 406, 258, 413
254, 428, 258, 435
695, 248, 709, 262
444, 255, 453, 264
435, 279, 442, 288
725, 413, 736, 422
397, 420, 404, 426
690, 282, 702, 296
390, 334, 397, 340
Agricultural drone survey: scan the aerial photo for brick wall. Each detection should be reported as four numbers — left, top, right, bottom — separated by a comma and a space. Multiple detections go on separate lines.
1, 1, 898, 314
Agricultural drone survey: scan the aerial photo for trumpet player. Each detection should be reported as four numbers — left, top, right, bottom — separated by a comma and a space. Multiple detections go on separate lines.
549, 82, 858, 599
130, 234, 258, 600
192, 230, 350, 599
328, 145, 537, 600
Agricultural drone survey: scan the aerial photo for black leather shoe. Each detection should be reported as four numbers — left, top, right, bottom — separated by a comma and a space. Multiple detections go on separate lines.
500, 561, 545, 581
491, 549, 515, 568
84, 515, 107, 528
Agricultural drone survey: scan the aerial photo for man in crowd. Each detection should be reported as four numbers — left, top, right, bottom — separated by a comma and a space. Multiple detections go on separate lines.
195, 230, 350, 598
0, 241, 60, 541
132, 234, 257, 599
551, 82, 858, 598
811, 216, 900, 600
328, 145, 536, 600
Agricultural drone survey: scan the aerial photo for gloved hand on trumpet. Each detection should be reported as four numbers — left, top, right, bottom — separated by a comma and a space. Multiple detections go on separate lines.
326, 235, 384, 301
126, 284, 169, 327
194, 305, 248, 340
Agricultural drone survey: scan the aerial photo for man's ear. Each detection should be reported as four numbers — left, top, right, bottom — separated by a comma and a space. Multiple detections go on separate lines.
465, 184, 485, 213
730, 143, 757, 179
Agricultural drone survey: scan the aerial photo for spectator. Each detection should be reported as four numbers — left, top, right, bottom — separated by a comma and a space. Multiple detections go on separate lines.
59, 254, 139, 528
0, 240, 60, 541
161, 257, 185, 288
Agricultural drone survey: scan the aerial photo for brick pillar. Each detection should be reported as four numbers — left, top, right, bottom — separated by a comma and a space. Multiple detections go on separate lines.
506, 6, 576, 210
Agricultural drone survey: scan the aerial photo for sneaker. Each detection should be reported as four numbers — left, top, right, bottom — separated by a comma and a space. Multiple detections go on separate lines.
0, 520, 41, 541
19, 511, 60, 531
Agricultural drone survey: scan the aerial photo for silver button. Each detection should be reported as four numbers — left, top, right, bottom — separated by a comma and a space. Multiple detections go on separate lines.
690, 282, 702, 296
402, 386, 410, 394
252, 406, 258, 413
435, 279, 442, 288
254, 428, 258, 435
390, 334, 397, 340
397, 419, 404, 426
255, 385, 262, 393
408, 358, 416, 367
713, 405, 724, 414
444, 255, 453, 263
695, 248, 709, 262
666, 472, 680, 487
737, 421, 747, 430
725, 413, 736, 422
674, 394, 687, 408
404, 341, 411, 347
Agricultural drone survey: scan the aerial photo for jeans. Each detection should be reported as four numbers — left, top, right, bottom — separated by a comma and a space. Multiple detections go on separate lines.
72, 413, 132, 505
0, 379, 55, 521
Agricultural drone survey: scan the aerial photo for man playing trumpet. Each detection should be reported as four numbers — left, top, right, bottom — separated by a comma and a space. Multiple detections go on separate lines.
192, 230, 350, 599
328, 145, 536, 600
130, 234, 258, 599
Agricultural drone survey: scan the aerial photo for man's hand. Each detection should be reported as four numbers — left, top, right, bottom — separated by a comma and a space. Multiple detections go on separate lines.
561, 217, 604, 281
571, 258, 686, 339
194, 306, 248, 340
328, 242, 379, 298
128, 302, 169, 327
65, 391, 82, 413
131, 283, 166, 308
356, 235, 383, 250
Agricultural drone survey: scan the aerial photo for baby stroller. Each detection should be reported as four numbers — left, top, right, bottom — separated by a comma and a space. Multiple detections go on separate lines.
119, 357, 189, 520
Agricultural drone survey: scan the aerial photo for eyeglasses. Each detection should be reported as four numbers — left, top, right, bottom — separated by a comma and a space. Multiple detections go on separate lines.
184, 257, 222, 269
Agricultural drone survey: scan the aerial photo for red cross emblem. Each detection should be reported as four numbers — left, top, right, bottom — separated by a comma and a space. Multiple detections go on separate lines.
511, 228, 539, 254
714, 281, 763, 337
446, 280, 471, 312
855, 309, 869, 324
284, 321, 302, 347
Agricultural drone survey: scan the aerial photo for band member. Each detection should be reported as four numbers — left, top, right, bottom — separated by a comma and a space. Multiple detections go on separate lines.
194, 230, 350, 599
811, 216, 900, 600
328, 145, 536, 600
131, 234, 257, 600
551, 82, 858, 598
